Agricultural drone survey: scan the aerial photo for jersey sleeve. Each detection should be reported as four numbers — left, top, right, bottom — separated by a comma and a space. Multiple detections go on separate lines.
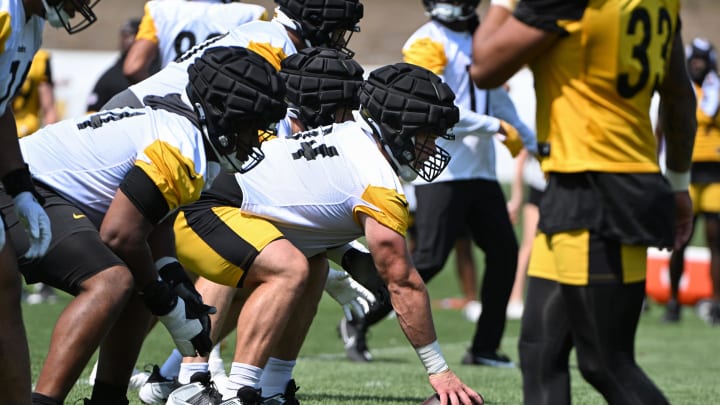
514, 0, 587, 35
136, 3, 159, 44
135, 139, 206, 212
246, 40, 288, 71
354, 185, 410, 237
402, 36, 448, 75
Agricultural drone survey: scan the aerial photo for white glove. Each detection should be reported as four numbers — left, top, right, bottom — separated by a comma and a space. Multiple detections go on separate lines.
14, 191, 51, 259
157, 297, 206, 357
325, 267, 376, 321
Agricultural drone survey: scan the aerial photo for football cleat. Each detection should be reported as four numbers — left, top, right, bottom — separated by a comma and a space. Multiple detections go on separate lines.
139, 364, 181, 404
338, 317, 372, 362
166, 371, 223, 405
461, 350, 515, 369
262, 379, 300, 405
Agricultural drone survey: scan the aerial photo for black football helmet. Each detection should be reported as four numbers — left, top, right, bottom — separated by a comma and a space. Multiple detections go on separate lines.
275, 0, 364, 57
279, 47, 364, 128
686, 37, 717, 84
42, 0, 100, 34
359, 63, 458, 182
422, 0, 480, 22
186, 46, 288, 173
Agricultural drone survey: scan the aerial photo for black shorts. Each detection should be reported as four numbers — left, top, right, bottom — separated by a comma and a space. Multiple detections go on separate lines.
527, 185, 544, 208
539, 172, 675, 248
1, 183, 125, 295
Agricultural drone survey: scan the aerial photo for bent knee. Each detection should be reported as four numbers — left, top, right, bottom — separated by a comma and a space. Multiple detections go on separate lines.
81, 265, 134, 300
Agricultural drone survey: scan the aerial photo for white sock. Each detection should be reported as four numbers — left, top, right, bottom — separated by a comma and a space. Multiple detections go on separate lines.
259, 357, 296, 397
222, 362, 262, 399
210, 344, 222, 360
178, 362, 209, 384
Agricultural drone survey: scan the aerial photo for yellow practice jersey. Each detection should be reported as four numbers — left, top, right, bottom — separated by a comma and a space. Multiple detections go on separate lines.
518, 0, 680, 173
12, 49, 52, 137
691, 83, 720, 162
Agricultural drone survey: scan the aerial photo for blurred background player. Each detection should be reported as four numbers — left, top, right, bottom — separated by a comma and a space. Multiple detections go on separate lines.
13, 49, 59, 138
0, 0, 100, 403
663, 37, 720, 324
102, 0, 363, 110
471, 0, 696, 403
123, 0, 267, 84
86, 18, 155, 113
339, 0, 536, 368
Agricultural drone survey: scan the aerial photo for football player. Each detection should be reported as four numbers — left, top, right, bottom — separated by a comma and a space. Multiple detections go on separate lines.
340, 0, 537, 368
165, 63, 484, 405
141, 46, 372, 405
124, 0, 268, 83
4, 46, 287, 405
102, 0, 364, 111
0, 0, 99, 403
471, 0, 695, 403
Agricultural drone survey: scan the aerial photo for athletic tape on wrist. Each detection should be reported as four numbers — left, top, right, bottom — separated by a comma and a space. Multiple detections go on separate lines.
416, 341, 449, 375
665, 169, 690, 191
490, 0, 517, 11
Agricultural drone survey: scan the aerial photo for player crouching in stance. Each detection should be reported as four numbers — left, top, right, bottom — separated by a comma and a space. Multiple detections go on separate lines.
166, 63, 484, 405
0, 46, 286, 405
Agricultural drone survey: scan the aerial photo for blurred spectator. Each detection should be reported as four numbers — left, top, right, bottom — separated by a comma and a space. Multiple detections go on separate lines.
86, 18, 154, 112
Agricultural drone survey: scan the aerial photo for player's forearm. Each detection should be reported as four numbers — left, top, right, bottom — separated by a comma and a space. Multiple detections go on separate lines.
660, 96, 696, 173
388, 270, 438, 347
0, 109, 28, 177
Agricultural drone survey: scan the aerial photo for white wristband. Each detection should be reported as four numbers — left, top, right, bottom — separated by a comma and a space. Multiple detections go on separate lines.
415, 341, 449, 375
665, 169, 690, 191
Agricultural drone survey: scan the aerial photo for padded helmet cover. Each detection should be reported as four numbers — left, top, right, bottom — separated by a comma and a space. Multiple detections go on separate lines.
279, 47, 364, 128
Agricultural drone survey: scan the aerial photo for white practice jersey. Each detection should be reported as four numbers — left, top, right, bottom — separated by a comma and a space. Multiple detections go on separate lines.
20, 106, 213, 225
228, 118, 410, 257
0, 0, 44, 112
130, 19, 296, 104
137, 0, 267, 68
403, 20, 535, 183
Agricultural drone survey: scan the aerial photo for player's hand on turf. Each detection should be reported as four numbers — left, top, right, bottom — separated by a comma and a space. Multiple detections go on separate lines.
14, 191, 51, 259
428, 370, 484, 405
325, 267, 377, 321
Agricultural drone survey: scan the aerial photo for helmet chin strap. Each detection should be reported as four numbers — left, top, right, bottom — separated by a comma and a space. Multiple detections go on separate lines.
361, 111, 418, 182
41, 0, 70, 28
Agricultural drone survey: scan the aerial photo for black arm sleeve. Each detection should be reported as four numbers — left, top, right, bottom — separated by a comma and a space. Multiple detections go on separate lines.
119, 165, 171, 225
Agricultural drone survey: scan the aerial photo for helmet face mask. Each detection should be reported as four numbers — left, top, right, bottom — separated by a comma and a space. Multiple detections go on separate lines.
42, 0, 100, 34
359, 63, 459, 182
187, 47, 288, 173
686, 37, 717, 84
422, 0, 479, 23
